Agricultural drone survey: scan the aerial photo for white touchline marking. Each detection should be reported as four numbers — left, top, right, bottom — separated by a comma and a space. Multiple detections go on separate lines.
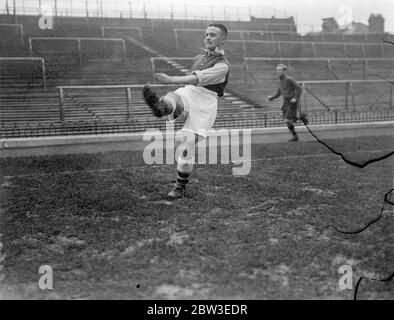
1, 149, 391, 180
247, 149, 392, 163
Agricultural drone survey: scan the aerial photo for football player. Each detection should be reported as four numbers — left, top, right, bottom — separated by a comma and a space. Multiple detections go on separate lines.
143, 24, 230, 199
268, 64, 306, 142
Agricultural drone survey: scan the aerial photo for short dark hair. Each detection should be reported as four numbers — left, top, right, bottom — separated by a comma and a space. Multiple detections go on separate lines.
277, 64, 288, 71
208, 23, 228, 38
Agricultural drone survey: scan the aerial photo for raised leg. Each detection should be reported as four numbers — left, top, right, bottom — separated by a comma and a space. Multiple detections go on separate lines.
142, 85, 185, 119
285, 119, 299, 142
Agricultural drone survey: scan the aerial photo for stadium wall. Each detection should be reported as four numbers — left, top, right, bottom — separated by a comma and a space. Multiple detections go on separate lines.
0, 121, 393, 158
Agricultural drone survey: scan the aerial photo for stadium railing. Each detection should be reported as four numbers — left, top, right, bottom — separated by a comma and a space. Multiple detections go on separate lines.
243, 57, 394, 82
299, 79, 394, 112
1, 109, 393, 139
173, 29, 393, 47
158, 21, 295, 37
226, 39, 389, 59
101, 26, 143, 41
56, 81, 393, 121
0, 57, 47, 89
150, 57, 195, 79
229, 79, 393, 112
56, 84, 181, 123
173, 28, 299, 49
148, 57, 394, 113
6, 4, 291, 21
303, 32, 392, 43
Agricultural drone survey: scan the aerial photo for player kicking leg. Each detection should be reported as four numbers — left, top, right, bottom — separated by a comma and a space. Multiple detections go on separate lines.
143, 23, 230, 199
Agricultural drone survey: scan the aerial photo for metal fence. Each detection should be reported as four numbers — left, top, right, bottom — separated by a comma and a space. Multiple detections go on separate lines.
1, 2, 289, 21
1, 109, 393, 138
244, 57, 394, 82
299, 79, 394, 111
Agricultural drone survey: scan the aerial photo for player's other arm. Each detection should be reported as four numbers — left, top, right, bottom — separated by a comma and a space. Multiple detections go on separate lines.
268, 88, 281, 101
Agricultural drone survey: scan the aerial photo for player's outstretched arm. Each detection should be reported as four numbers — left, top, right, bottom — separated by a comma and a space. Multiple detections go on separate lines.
268, 88, 281, 101
155, 73, 199, 85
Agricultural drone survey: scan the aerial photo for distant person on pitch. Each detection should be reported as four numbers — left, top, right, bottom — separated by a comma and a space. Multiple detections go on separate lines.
142, 24, 230, 199
268, 64, 307, 142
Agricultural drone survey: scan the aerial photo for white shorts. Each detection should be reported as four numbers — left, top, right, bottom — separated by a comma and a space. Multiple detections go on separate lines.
170, 85, 218, 137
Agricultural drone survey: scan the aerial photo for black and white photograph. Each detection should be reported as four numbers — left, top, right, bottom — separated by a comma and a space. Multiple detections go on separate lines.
0, 0, 393, 304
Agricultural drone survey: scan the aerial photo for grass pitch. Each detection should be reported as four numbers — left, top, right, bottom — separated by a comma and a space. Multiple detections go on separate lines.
0, 135, 393, 300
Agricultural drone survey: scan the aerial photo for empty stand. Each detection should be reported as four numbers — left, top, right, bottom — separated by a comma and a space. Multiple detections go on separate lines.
29, 37, 127, 65
302, 32, 394, 43
244, 58, 394, 82
101, 26, 143, 41
0, 23, 24, 46
1, 13, 394, 138
228, 79, 393, 113
0, 57, 47, 89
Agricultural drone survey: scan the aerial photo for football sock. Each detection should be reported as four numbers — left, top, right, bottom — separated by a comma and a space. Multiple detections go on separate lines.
176, 171, 190, 189
287, 123, 297, 136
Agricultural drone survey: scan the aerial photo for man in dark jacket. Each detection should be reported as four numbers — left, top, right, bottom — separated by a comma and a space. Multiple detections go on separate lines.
268, 64, 303, 142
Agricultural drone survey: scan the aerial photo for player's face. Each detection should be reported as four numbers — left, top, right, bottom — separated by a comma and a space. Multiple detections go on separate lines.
276, 67, 286, 77
204, 27, 225, 51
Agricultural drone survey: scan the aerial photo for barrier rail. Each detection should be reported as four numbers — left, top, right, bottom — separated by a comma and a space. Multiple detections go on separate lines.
1, 109, 393, 139
305, 32, 391, 43
1, 5, 290, 21
244, 57, 394, 82
55, 80, 394, 125
173, 28, 297, 49
150, 57, 195, 77
226, 39, 388, 59
299, 79, 393, 112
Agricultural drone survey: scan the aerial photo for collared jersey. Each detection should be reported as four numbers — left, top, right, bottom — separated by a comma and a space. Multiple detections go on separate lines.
190, 48, 230, 97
